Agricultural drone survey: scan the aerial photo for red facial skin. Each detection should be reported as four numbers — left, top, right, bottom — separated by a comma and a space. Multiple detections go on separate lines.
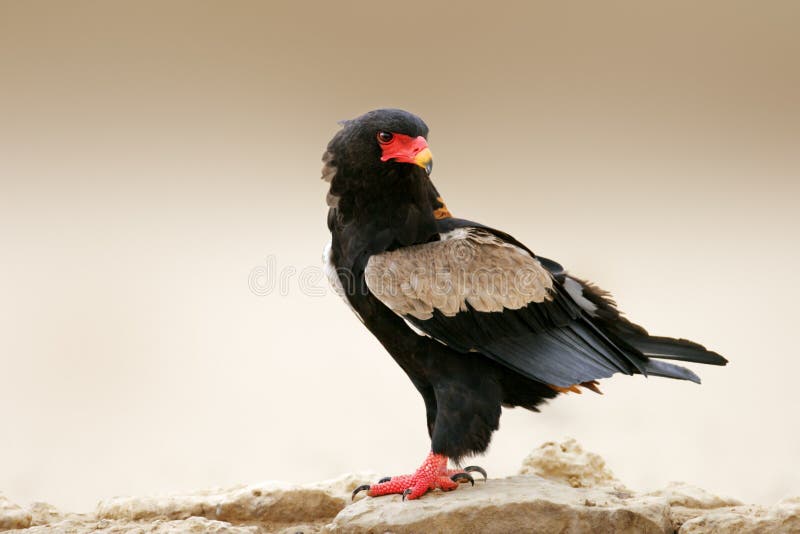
378, 133, 429, 164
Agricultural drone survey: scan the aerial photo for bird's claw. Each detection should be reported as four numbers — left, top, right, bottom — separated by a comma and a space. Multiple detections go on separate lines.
352, 484, 371, 500
450, 472, 475, 486
465, 465, 488, 481
356, 453, 479, 500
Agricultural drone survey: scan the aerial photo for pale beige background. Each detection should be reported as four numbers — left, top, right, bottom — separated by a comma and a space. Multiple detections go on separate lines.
1, 0, 798, 512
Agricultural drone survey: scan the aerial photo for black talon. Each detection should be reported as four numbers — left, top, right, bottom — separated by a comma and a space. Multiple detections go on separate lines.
378, 476, 392, 483
464, 465, 488, 481
402, 488, 412, 501
352, 484, 371, 500
450, 472, 475, 486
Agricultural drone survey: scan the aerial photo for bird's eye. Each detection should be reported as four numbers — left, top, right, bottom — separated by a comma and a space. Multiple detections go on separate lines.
377, 131, 394, 144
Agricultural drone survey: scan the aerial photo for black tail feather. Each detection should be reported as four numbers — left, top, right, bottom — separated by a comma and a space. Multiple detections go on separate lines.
620, 333, 726, 384
641, 358, 702, 384
625, 335, 728, 366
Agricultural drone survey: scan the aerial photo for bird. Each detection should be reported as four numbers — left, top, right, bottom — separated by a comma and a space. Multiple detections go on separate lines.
321, 108, 727, 501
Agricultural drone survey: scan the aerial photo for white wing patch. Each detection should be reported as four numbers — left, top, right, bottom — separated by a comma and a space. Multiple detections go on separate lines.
402, 317, 433, 338
365, 229, 554, 320
563, 277, 599, 316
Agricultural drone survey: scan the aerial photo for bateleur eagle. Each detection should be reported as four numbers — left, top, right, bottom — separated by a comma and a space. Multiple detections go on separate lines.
321, 109, 727, 501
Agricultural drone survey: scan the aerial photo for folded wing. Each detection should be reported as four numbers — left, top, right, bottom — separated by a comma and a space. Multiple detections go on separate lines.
364, 225, 646, 387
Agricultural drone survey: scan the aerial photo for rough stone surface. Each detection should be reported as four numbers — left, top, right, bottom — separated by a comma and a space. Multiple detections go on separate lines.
646, 482, 743, 531
679, 496, 800, 533
330, 475, 672, 534
0, 494, 31, 531
25, 503, 72, 527
647, 481, 742, 510
94, 472, 376, 533
518, 438, 619, 488
1, 440, 798, 533
9, 517, 258, 533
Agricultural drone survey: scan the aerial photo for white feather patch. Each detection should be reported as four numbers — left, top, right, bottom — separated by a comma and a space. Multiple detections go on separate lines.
563, 277, 598, 316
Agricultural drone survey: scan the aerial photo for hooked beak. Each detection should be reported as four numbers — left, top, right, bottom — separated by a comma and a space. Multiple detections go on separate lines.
414, 147, 433, 175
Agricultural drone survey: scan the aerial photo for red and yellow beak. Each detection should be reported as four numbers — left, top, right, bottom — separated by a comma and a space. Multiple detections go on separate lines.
379, 134, 433, 175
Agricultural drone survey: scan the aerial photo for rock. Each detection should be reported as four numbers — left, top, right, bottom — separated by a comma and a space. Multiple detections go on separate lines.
94, 472, 375, 532
0, 495, 31, 531
518, 438, 620, 489
679, 496, 800, 533
329, 475, 672, 534
646, 482, 743, 530
647, 482, 742, 510
2, 441, 798, 533
26, 502, 77, 527
7, 517, 258, 533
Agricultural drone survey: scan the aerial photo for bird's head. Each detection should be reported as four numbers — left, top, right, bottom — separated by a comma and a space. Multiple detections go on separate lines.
322, 109, 434, 208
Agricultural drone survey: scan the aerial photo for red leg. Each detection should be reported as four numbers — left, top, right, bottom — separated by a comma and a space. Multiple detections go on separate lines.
352, 452, 486, 501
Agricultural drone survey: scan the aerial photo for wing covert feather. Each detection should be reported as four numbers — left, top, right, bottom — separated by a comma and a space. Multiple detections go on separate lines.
364, 226, 642, 387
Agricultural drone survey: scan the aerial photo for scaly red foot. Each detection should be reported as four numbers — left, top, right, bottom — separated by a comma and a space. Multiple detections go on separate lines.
351, 452, 487, 501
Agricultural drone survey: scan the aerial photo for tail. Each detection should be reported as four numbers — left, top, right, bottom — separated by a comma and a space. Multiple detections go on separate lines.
540, 271, 729, 385
623, 334, 728, 384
